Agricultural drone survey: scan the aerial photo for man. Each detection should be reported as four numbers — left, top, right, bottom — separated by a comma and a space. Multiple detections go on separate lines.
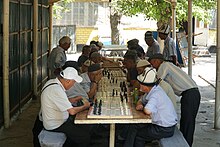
120, 67, 177, 147
62, 61, 90, 105
80, 64, 103, 101
123, 50, 139, 88
148, 53, 201, 146
127, 39, 145, 59
77, 45, 91, 67
41, 67, 92, 147
48, 36, 71, 78
158, 24, 178, 65
144, 31, 160, 58
136, 59, 177, 108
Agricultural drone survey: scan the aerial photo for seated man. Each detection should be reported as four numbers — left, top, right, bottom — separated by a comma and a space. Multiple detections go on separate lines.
120, 67, 177, 147
123, 50, 139, 89
77, 45, 91, 67
80, 64, 103, 101
41, 67, 92, 147
62, 61, 90, 106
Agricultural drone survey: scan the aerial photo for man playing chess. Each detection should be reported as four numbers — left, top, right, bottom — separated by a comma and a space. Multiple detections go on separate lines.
119, 67, 177, 147
80, 64, 103, 101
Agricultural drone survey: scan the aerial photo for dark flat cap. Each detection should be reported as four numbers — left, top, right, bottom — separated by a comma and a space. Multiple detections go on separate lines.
88, 64, 101, 72
145, 31, 154, 40
148, 53, 164, 61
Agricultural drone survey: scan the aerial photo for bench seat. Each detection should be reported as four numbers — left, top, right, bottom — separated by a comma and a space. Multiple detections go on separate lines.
159, 127, 189, 147
38, 129, 66, 147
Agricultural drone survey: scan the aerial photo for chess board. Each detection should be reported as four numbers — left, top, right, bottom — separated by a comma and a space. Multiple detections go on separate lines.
87, 68, 133, 119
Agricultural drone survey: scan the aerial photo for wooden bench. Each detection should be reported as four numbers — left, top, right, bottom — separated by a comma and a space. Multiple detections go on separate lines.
159, 127, 189, 147
38, 129, 66, 147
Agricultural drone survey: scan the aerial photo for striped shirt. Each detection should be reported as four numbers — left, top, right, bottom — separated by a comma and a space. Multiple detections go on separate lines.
157, 62, 197, 96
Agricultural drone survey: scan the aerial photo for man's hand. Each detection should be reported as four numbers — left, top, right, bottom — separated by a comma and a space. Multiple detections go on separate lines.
94, 72, 102, 82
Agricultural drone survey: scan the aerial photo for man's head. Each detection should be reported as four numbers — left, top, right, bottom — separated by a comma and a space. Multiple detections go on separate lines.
82, 45, 91, 57
144, 31, 154, 46
148, 53, 164, 70
90, 52, 102, 64
137, 67, 157, 92
158, 24, 170, 40
136, 59, 151, 75
87, 64, 102, 81
62, 61, 79, 72
59, 67, 82, 90
59, 36, 71, 51
127, 39, 139, 49
123, 50, 137, 69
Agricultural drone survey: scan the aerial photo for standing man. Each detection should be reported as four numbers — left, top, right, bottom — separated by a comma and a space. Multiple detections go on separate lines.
149, 53, 200, 146
41, 67, 92, 147
144, 31, 160, 58
158, 24, 178, 65
48, 36, 71, 78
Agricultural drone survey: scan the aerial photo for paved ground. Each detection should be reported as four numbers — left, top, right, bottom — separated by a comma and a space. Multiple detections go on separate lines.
0, 53, 220, 147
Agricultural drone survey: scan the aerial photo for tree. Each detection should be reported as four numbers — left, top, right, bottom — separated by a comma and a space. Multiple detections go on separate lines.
53, 0, 75, 19
112, 0, 216, 28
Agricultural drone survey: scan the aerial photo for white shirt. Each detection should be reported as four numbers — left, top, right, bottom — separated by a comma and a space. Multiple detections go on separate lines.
157, 62, 197, 96
142, 85, 177, 127
41, 78, 73, 130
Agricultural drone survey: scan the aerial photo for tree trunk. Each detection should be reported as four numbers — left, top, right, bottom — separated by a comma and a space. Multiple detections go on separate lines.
110, 11, 121, 45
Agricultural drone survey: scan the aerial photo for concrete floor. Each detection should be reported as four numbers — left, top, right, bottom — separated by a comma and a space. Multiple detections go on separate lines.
0, 54, 220, 147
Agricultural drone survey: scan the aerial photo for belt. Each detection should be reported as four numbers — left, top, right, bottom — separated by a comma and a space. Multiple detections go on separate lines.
181, 87, 199, 96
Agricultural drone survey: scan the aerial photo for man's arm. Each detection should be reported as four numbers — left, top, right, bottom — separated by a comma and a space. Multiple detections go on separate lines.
67, 98, 90, 115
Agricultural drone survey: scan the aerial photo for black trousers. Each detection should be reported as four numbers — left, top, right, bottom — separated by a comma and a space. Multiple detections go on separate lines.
122, 124, 175, 147
180, 88, 201, 147
51, 116, 93, 147
32, 116, 44, 147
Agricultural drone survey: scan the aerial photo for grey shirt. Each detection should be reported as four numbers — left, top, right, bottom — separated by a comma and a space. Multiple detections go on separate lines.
48, 46, 67, 78
146, 40, 161, 58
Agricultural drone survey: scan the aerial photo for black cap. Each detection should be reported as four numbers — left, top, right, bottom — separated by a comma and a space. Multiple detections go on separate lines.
88, 64, 101, 72
62, 61, 79, 72
148, 53, 164, 61
145, 31, 154, 40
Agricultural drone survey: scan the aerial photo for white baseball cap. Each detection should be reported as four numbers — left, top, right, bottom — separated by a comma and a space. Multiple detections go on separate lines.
158, 24, 170, 34
137, 67, 157, 85
60, 67, 83, 83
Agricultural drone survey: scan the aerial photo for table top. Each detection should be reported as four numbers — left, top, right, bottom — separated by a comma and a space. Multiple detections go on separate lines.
75, 66, 152, 125
75, 104, 151, 124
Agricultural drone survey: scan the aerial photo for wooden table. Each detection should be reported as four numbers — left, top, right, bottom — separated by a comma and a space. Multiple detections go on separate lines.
75, 104, 151, 147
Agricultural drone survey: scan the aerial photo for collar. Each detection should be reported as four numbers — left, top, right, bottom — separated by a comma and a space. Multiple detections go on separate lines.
55, 78, 66, 91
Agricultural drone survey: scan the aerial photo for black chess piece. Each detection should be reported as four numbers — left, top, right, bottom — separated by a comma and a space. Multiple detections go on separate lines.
112, 89, 115, 96
116, 90, 118, 96
98, 100, 102, 115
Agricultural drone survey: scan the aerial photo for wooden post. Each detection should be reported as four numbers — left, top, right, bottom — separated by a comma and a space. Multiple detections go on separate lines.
109, 124, 115, 147
188, 0, 193, 77
215, 0, 220, 129
3, 0, 10, 129
33, 0, 38, 99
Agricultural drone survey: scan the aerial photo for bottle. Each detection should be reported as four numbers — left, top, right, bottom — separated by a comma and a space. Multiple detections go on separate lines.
133, 88, 139, 105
